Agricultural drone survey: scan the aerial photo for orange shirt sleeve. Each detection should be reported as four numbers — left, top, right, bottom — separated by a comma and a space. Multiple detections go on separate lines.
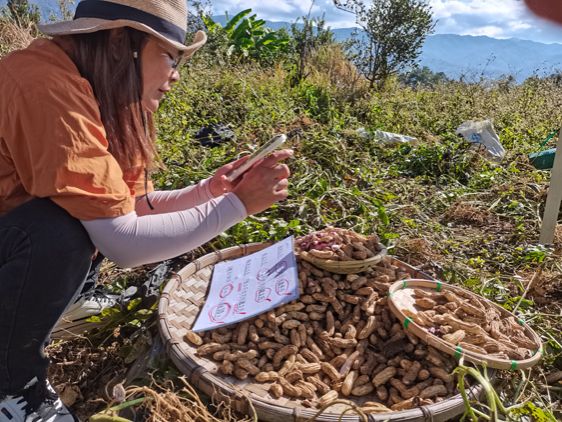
2, 66, 135, 220
122, 166, 154, 198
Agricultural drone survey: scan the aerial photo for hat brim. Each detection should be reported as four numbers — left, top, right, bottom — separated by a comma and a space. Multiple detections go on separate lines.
38, 18, 207, 58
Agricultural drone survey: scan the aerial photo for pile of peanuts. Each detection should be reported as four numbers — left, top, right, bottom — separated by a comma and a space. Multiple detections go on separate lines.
404, 289, 539, 360
185, 257, 459, 413
295, 227, 382, 261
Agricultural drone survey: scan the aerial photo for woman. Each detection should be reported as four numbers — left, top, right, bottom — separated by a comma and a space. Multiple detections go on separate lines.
0, 1, 292, 420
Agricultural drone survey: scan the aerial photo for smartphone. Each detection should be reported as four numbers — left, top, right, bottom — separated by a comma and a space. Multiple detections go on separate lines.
226, 134, 288, 182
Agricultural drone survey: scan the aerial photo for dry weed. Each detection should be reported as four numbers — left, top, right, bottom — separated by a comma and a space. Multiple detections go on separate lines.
517, 269, 562, 305
307, 44, 368, 101
0, 18, 35, 58
124, 378, 256, 422
395, 237, 441, 267
47, 338, 127, 419
443, 201, 495, 227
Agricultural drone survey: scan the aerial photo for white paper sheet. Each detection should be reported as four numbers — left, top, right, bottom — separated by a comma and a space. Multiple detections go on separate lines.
192, 236, 299, 332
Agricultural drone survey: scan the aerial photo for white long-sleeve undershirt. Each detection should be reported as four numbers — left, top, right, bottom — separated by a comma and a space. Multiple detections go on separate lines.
135, 178, 215, 216
80, 181, 247, 268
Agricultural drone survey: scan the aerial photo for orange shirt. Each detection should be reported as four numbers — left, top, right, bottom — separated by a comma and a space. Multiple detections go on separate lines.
0, 38, 152, 220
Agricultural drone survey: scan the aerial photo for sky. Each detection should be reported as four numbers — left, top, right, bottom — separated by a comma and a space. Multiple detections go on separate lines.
207, 0, 562, 44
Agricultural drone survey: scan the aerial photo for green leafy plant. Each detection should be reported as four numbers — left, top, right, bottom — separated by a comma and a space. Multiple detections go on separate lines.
201, 9, 290, 65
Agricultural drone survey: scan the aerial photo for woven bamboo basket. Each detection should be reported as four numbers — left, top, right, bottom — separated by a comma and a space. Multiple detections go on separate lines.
298, 246, 387, 274
387, 279, 543, 371
158, 243, 485, 422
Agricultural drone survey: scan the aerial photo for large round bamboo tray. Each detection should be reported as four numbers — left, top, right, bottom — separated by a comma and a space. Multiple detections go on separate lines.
298, 246, 387, 274
387, 279, 543, 371
158, 244, 485, 422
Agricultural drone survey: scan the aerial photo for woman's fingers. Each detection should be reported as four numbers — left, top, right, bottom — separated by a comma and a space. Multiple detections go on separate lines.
260, 149, 294, 168
274, 178, 289, 193
272, 163, 291, 180
231, 154, 251, 169
230, 149, 293, 215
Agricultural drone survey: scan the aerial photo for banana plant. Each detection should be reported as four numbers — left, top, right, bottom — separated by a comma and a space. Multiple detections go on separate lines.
202, 9, 290, 64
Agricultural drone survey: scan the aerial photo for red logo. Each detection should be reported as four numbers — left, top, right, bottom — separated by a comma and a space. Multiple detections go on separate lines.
275, 279, 292, 296
219, 284, 234, 298
208, 302, 231, 323
255, 288, 272, 303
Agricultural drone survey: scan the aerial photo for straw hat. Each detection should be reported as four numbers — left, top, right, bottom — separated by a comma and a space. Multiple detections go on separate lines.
38, 0, 207, 57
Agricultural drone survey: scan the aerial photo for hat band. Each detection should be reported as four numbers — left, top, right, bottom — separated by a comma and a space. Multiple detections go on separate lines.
74, 0, 186, 45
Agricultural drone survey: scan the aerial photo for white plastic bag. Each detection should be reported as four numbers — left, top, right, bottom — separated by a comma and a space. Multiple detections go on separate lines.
456, 120, 505, 161
373, 129, 417, 145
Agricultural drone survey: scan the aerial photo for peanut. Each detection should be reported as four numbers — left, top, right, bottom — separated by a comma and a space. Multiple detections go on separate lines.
351, 383, 374, 396
299, 362, 322, 375
402, 361, 422, 385
320, 362, 341, 382
184, 331, 203, 346
237, 322, 249, 345
285, 370, 304, 384
373, 367, 397, 387
420, 384, 448, 399
255, 371, 279, 382
307, 376, 331, 395
341, 370, 358, 396
269, 383, 283, 398
317, 390, 338, 407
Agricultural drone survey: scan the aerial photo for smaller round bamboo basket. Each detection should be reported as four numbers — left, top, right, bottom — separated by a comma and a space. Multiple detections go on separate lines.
387, 279, 543, 371
298, 246, 387, 274
158, 244, 487, 422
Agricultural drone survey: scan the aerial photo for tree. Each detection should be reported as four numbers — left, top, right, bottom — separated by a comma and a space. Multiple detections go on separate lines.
290, 8, 335, 85
334, 0, 434, 90
400, 66, 449, 87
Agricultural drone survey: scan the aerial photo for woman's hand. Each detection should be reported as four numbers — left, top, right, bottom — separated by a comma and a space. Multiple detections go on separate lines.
208, 155, 251, 197
232, 149, 293, 215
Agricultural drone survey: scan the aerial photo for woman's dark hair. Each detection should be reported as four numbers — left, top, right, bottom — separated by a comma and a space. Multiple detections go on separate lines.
62, 28, 156, 170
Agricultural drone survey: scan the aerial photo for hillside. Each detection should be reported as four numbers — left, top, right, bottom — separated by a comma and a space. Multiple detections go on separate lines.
420, 34, 562, 82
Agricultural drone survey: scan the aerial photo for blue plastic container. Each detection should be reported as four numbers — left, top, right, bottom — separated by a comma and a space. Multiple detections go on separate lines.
529, 148, 556, 170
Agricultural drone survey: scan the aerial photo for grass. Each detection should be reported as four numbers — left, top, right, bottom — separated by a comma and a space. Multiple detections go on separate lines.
1, 14, 561, 421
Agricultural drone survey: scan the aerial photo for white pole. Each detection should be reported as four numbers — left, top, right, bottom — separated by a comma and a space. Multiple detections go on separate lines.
539, 128, 562, 244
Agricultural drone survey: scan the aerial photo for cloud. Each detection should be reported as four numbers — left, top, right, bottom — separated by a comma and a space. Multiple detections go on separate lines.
508, 21, 532, 31
209, 0, 357, 27
430, 0, 523, 21
465, 25, 506, 38
210, 0, 351, 23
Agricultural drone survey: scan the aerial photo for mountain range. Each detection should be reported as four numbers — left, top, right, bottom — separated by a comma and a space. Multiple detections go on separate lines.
3, 1, 562, 81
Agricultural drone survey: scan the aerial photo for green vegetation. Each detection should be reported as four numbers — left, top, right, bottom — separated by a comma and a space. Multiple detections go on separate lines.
200, 9, 291, 65
1, 4, 561, 420
400, 66, 450, 88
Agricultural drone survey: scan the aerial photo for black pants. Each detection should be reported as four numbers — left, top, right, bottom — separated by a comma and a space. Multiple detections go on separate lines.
0, 198, 95, 394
